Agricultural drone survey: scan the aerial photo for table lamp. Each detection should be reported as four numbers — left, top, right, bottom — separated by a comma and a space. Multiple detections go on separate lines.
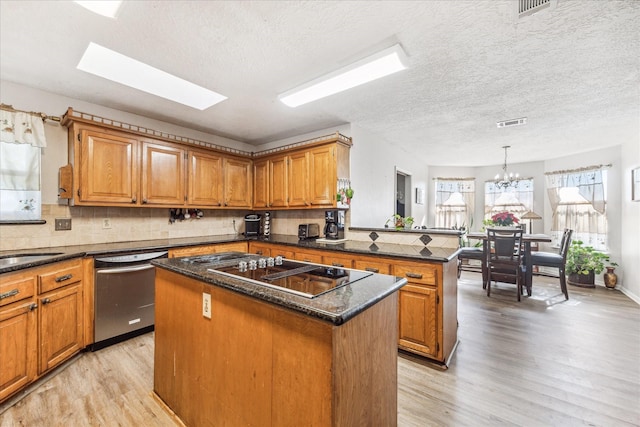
521, 211, 542, 234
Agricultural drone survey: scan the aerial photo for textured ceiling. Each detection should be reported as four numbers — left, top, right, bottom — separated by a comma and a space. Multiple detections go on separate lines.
1, 0, 638, 166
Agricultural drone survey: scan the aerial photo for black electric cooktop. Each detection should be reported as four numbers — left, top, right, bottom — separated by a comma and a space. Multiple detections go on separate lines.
207, 258, 372, 298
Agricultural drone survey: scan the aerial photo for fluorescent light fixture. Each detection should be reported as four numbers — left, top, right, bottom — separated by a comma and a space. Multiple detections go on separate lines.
279, 44, 408, 107
77, 42, 227, 110
74, 1, 123, 18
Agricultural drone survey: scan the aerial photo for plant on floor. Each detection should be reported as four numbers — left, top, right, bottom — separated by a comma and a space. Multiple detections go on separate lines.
565, 240, 610, 286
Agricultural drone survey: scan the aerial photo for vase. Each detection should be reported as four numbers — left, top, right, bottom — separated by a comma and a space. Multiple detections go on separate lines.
567, 271, 595, 288
604, 267, 618, 289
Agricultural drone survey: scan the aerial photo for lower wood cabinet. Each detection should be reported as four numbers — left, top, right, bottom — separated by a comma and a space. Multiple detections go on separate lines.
247, 242, 458, 366
0, 258, 84, 403
169, 241, 248, 258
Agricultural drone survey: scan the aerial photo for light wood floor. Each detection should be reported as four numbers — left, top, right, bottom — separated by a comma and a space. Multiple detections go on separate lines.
2, 273, 639, 427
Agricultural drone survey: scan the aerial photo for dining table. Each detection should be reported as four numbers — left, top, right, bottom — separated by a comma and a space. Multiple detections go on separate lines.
466, 231, 552, 296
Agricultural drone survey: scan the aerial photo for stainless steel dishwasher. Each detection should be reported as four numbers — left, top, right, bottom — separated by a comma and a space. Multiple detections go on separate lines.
93, 250, 168, 350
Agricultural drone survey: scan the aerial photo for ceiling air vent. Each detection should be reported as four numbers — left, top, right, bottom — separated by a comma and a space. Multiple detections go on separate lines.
519, 0, 551, 17
497, 117, 527, 128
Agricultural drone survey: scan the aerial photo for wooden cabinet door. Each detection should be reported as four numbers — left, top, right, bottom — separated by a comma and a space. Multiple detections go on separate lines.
189, 150, 224, 207
308, 145, 335, 206
249, 242, 272, 257
270, 156, 289, 207
398, 283, 438, 358
38, 284, 83, 374
79, 130, 138, 204
294, 250, 323, 264
141, 141, 186, 206
253, 158, 269, 209
287, 151, 309, 207
223, 157, 252, 208
354, 258, 393, 275
0, 301, 37, 402
322, 254, 354, 269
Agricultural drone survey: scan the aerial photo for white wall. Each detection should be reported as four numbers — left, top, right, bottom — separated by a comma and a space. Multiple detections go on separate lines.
620, 139, 640, 302
349, 124, 428, 228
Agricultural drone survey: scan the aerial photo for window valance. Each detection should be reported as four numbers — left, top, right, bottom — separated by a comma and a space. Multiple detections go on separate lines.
0, 110, 47, 147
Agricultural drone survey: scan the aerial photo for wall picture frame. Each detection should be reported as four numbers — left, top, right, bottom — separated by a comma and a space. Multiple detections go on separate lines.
633, 167, 640, 202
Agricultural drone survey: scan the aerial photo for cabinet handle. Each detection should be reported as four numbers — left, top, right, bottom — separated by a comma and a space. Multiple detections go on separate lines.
29, 303, 38, 311
142, 198, 148, 204
256, 250, 263, 255
405, 272, 423, 279
224, 202, 228, 206
42, 298, 51, 305
332, 262, 344, 267
217, 202, 222, 206
55, 274, 73, 283
0, 289, 19, 300
132, 197, 137, 203
365, 267, 379, 273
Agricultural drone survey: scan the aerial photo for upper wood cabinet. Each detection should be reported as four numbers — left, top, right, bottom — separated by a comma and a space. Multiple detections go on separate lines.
223, 157, 252, 208
76, 129, 138, 205
252, 158, 269, 209
63, 111, 350, 211
189, 150, 224, 207
141, 141, 186, 206
253, 139, 351, 210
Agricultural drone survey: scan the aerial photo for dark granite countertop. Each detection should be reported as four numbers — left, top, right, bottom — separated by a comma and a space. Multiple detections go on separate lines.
0, 233, 458, 275
152, 256, 407, 326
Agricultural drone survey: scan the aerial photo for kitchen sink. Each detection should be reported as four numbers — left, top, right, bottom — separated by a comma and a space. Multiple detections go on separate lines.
0, 253, 64, 268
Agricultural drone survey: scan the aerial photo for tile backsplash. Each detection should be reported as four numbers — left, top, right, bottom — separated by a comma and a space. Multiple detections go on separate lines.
0, 205, 327, 251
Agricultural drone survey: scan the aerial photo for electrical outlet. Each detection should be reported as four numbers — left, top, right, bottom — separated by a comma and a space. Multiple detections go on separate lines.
102, 218, 112, 229
55, 218, 72, 231
202, 293, 212, 319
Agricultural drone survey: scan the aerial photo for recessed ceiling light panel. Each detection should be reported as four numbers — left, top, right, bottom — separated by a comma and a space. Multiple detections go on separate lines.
77, 42, 227, 110
74, 1, 123, 18
279, 44, 408, 108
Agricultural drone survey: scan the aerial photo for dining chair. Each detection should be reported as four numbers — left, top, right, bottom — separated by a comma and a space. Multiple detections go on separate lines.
530, 228, 573, 300
486, 227, 525, 301
457, 246, 486, 286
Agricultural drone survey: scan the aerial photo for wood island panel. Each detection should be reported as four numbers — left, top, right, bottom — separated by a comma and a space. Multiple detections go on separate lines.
154, 267, 398, 426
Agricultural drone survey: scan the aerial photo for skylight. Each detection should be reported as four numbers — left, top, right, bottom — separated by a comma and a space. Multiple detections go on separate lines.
77, 42, 227, 110
74, 1, 123, 18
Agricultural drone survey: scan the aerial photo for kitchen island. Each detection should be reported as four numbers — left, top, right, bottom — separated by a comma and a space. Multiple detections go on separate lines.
152, 255, 406, 427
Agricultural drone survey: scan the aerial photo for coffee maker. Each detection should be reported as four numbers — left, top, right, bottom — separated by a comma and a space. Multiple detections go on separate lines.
244, 213, 261, 237
324, 210, 345, 240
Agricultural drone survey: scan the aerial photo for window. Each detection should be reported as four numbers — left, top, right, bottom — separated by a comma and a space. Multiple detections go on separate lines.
0, 110, 47, 221
484, 179, 534, 221
434, 178, 475, 229
546, 166, 608, 251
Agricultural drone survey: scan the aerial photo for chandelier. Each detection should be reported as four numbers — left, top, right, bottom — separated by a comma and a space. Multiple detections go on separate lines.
494, 145, 519, 189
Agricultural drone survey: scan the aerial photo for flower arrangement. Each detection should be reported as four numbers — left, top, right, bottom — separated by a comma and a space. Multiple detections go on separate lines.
489, 211, 519, 227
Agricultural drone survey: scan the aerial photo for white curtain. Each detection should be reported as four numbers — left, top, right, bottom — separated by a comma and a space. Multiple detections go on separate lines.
545, 167, 608, 250
0, 110, 47, 220
434, 179, 475, 229
484, 179, 533, 219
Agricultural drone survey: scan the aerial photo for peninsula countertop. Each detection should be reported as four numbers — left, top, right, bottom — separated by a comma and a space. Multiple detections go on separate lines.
152, 255, 407, 325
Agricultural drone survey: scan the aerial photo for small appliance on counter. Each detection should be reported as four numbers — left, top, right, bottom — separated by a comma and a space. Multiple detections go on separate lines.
244, 213, 261, 237
324, 210, 345, 240
298, 223, 320, 240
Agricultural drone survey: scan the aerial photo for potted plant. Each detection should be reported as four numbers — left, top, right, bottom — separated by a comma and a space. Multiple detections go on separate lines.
404, 216, 414, 229
565, 240, 610, 288
488, 211, 520, 227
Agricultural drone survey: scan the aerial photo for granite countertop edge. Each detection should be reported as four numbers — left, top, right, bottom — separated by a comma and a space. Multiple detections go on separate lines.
153, 259, 408, 325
